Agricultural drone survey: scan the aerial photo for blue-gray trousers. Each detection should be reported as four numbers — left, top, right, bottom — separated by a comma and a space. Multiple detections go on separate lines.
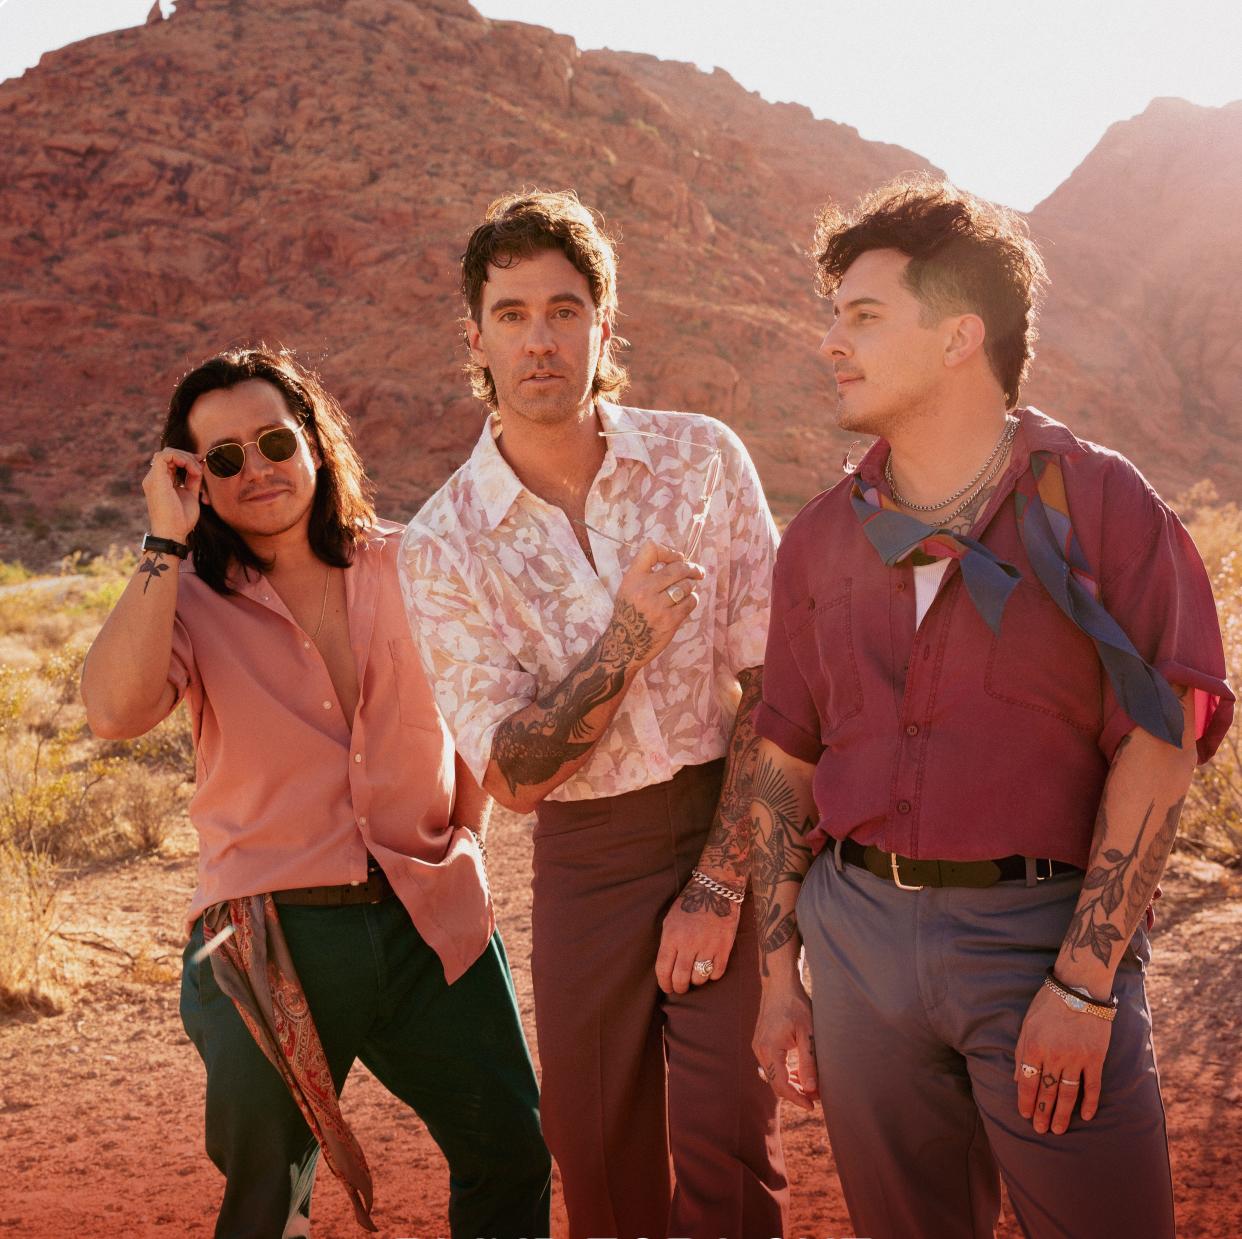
799, 849, 1175, 1239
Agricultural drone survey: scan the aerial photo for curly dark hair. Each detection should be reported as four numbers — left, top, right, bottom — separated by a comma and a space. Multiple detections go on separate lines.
812, 175, 1047, 406
460, 189, 628, 408
161, 345, 375, 594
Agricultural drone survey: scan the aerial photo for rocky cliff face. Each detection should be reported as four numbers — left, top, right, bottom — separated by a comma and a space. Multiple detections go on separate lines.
0, 1, 1236, 563
1027, 97, 1242, 492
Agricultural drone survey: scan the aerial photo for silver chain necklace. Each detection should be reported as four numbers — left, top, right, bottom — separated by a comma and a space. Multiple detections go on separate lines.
885, 415, 1017, 513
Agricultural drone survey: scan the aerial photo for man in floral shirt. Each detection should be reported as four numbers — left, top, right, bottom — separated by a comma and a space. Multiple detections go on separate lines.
400, 190, 787, 1239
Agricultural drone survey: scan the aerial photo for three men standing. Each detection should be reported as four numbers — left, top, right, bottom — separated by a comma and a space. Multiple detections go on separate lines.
82, 348, 550, 1238
400, 191, 788, 1239
750, 178, 1233, 1239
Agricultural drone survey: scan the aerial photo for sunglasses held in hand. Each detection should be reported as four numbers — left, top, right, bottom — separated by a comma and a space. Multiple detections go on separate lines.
196, 415, 311, 478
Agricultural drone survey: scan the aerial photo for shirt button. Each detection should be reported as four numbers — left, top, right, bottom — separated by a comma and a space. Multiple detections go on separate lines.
354, 753, 362, 763
358, 816, 367, 826
897, 799, 912, 814
905, 723, 919, 737
322, 700, 332, 710
303, 641, 311, 649
895, 581, 906, 592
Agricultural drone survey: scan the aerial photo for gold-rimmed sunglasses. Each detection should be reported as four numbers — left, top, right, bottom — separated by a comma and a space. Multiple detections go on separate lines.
196, 414, 311, 479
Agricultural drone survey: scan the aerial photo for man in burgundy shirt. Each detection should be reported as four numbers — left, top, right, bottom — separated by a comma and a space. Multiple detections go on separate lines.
82, 347, 550, 1239
749, 178, 1233, 1239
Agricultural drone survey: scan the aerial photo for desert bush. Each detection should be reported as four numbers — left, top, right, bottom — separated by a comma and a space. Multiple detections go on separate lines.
0, 655, 121, 861
0, 840, 62, 1014
1179, 484, 1241, 862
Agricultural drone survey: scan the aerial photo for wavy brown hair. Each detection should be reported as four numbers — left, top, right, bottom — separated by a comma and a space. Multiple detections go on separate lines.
161, 346, 375, 594
813, 175, 1047, 406
460, 189, 628, 408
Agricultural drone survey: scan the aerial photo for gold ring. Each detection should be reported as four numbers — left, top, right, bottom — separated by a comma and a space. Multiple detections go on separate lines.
666, 584, 686, 604
1020, 1063, 1039, 1079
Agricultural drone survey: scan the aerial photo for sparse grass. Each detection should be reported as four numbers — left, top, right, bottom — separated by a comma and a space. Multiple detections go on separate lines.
0, 840, 62, 1013
0, 556, 193, 1011
1180, 484, 1242, 863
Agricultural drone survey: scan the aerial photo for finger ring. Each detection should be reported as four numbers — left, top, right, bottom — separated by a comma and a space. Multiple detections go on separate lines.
1020, 1063, 1039, 1079
693, 959, 714, 977
666, 584, 686, 604
1059, 1076, 1081, 1086
756, 1065, 767, 1082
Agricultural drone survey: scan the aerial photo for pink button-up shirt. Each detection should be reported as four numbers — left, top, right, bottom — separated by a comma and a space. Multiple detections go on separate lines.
167, 522, 491, 983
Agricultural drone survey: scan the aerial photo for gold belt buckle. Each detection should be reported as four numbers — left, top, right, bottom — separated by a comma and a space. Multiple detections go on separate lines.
890, 851, 924, 891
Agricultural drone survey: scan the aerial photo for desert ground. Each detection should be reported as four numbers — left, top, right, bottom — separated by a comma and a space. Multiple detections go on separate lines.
2, 807, 1240, 1239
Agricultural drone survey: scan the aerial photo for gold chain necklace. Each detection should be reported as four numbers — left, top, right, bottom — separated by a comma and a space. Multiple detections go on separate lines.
309, 566, 331, 640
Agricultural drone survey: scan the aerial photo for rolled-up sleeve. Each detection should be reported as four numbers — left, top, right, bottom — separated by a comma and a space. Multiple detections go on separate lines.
1098, 486, 1234, 763
754, 532, 825, 765
399, 523, 538, 786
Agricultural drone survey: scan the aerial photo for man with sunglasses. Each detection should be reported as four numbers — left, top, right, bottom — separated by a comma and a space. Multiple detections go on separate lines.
81, 346, 550, 1239
400, 191, 788, 1239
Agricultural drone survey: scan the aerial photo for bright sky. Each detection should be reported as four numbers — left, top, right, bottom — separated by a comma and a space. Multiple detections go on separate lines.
1, 0, 1238, 210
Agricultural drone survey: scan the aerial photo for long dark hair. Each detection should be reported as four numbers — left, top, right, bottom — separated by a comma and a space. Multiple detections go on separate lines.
161, 346, 375, 594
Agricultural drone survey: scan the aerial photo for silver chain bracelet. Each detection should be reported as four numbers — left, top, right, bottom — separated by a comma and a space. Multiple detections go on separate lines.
691, 868, 745, 904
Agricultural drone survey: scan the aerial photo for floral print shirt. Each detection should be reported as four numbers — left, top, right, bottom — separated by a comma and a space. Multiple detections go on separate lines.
400, 400, 779, 800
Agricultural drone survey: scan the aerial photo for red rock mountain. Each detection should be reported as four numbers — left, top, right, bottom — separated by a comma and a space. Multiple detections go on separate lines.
1026, 97, 1242, 489
0, 0, 1238, 563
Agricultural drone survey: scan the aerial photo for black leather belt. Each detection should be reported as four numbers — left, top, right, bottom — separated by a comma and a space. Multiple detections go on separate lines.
271, 860, 394, 907
840, 838, 1080, 889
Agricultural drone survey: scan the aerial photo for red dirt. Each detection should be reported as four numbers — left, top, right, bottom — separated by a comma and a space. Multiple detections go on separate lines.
2, 811, 1240, 1238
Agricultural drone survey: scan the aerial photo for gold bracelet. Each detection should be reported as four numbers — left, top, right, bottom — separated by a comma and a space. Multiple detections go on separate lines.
1043, 970, 1117, 1023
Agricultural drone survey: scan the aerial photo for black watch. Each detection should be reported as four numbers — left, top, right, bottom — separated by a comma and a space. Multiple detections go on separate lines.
141, 533, 189, 560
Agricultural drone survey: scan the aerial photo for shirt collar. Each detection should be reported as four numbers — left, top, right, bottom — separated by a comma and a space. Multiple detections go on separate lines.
466, 401, 657, 532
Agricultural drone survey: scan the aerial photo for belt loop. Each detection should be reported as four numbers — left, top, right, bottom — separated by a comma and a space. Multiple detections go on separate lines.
833, 836, 845, 874
1024, 856, 1037, 888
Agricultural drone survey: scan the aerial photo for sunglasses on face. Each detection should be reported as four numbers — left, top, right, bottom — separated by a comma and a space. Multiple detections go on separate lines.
196, 415, 311, 478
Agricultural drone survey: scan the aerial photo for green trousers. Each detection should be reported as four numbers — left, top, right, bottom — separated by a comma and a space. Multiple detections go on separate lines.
181, 897, 551, 1239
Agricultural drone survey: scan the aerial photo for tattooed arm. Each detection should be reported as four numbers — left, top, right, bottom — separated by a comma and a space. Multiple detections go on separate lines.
483, 541, 703, 814
749, 738, 820, 1111
82, 447, 203, 738
654, 666, 764, 995
1014, 688, 1198, 1136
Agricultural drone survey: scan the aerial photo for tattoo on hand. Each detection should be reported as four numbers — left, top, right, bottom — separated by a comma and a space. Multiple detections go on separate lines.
1042, 1073, 1057, 1089
599, 599, 654, 666
138, 553, 169, 594
679, 882, 733, 918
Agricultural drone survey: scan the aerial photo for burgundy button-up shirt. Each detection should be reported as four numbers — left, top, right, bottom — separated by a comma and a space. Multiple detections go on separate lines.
756, 408, 1234, 867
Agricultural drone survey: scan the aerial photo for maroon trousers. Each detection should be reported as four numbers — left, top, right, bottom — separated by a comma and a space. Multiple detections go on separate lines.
532, 760, 788, 1239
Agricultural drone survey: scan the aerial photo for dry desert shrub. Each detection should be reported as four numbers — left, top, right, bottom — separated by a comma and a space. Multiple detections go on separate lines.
0, 840, 62, 1013
0, 557, 193, 1010
1180, 484, 1241, 862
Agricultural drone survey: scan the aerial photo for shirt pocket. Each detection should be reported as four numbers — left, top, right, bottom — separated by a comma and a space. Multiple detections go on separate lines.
783, 579, 864, 739
388, 636, 443, 732
983, 579, 1101, 731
